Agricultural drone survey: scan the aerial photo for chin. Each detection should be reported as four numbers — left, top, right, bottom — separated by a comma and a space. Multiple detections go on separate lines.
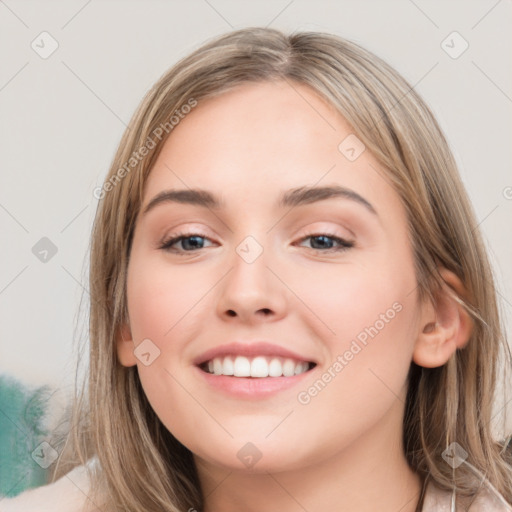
190, 435, 315, 474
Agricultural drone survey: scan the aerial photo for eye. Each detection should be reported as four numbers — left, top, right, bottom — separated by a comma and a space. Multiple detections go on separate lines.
159, 231, 354, 255
159, 232, 215, 254
296, 232, 354, 253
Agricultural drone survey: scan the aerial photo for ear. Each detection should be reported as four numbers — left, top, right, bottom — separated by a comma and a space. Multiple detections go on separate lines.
412, 268, 474, 368
116, 322, 137, 367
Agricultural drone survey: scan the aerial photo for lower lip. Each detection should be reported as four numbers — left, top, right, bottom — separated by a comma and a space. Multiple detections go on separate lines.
194, 365, 313, 399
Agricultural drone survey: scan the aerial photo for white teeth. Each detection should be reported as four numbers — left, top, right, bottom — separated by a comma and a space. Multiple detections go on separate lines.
233, 356, 251, 377
268, 358, 282, 377
213, 358, 223, 375
203, 355, 312, 377
295, 362, 308, 375
223, 356, 234, 376
251, 356, 269, 377
283, 359, 296, 377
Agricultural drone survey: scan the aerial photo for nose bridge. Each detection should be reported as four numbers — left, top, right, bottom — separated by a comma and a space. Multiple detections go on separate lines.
228, 205, 274, 269
235, 234, 266, 266
229, 232, 271, 293
217, 229, 286, 321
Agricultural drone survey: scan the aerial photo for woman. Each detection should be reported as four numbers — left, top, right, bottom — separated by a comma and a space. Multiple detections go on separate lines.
3, 27, 511, 512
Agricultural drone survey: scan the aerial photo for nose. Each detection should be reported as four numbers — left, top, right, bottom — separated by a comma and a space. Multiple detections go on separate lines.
216, 235, 288, 325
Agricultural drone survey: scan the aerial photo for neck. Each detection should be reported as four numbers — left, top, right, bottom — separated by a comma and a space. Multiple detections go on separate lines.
195, 398, 422, 512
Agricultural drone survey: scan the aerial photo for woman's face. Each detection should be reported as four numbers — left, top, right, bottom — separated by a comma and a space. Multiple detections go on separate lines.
119, 80, 424, 474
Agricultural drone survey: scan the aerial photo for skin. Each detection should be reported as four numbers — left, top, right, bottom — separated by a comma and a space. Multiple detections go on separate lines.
117, 80, 472, 511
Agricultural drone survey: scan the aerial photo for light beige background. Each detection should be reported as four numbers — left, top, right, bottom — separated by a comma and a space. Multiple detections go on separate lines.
1, 0, 511, 435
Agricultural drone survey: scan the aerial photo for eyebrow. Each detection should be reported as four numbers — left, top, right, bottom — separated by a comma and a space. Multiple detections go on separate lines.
142, 185, 377, 216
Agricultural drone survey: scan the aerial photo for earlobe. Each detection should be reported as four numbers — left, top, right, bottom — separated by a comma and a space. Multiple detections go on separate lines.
412, 268, 474, 369
116, 323, 137, 367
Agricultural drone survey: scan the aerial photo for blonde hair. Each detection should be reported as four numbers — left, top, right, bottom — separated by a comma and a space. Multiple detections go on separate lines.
51, 27, 512, 511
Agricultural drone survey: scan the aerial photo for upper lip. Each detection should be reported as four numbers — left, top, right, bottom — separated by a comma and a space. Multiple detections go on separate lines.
193, 341, 317, 366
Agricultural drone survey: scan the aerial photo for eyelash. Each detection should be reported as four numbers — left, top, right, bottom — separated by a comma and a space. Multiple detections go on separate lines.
158, 230, 354, 255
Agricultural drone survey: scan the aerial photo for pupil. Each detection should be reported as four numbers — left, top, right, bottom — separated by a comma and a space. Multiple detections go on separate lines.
183, 236, 203, 250
312, 236, 332, 249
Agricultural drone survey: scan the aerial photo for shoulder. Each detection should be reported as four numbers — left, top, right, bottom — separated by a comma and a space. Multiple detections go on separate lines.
422, 479, 512, 512
0, 457, 102, 512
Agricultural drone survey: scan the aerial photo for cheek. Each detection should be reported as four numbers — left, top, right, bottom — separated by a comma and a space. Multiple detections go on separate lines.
294, 262, 419, 421
292, 254, 415, 350
126, 252, 211, 344
125, 252, 221, 445
288, 299, 418, 468
292, 254, 419, 408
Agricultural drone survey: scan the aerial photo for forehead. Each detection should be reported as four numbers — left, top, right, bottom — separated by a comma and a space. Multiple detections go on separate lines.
157, 80, 347, 173
142, 80, 402, 222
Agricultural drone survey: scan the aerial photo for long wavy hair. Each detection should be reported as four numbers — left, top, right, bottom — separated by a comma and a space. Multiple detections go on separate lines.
50, 27, 512, 511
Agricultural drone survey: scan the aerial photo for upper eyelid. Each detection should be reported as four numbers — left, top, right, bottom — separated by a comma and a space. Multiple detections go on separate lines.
159, 219, 355, 238
161, 228, 353, 241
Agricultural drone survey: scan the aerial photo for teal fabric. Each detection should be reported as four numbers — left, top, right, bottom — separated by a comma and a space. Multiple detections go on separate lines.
0, 374, 51, 497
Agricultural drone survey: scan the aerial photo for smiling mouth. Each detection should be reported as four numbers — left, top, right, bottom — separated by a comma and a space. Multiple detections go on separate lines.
199, 355, 317, 378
